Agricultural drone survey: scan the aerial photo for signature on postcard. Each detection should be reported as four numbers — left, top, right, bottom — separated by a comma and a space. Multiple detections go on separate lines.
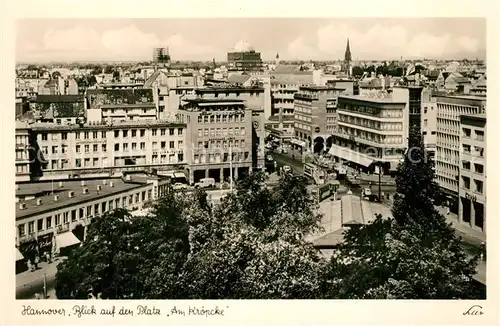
463, 305, 484, 316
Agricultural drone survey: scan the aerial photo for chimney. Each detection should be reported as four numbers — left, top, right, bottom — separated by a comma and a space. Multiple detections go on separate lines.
109, 181, 114, 187
81, 180, 86, 187
97, 185, 102, 191
54, 195, 59, 202
59, 181, 64, 188
36, 199, 42, 206
82, 187, 89, 194
68, 191, 75, 198
19, 203, 27, 210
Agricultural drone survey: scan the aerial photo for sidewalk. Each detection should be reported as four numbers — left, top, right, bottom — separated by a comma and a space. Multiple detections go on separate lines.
16, 257, 66, 299
435, 206, 486, 244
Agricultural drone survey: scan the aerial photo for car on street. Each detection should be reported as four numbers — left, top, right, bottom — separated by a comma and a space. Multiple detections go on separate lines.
266, 154, 274, 162
172, 183, 189, 191
362, 188, 372, 197
283, 165, 292, 173
194, 178, 216, 189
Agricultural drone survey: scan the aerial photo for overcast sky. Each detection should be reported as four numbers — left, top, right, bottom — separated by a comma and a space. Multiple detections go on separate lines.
16, 18, 486, 62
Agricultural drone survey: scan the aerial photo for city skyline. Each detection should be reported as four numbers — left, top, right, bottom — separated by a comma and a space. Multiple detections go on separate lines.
16, 18, 486, 63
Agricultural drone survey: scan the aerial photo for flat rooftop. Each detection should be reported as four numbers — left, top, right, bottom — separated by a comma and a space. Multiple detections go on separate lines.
16, 177, 151, 220
338, 94, 406, 104
28, 119, 186, 131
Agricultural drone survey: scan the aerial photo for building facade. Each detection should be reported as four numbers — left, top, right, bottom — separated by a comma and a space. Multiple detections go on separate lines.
15, 176, 162, 262
459, 114, 486, 236
227, 50, 263, 72
331, 95, 408, 174
292, 86, 346, 153
178, 98, 253, 184
435, 95, 486, 213
27, 120, 187, 181
16, 121, 32, 182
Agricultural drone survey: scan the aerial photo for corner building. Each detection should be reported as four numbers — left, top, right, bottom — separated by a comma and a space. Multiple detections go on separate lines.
178, 98, 253, 184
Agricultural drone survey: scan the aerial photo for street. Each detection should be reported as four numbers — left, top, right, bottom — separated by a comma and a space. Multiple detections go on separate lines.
268, 149, 398, 198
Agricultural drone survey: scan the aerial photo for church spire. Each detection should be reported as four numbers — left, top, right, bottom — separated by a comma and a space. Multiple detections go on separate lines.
344, 38, 352, 62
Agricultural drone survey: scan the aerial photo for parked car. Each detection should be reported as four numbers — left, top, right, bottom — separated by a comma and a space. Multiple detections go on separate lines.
194, 178, 216, 189
283, 165, 292, 173
172, 183, 188, 191
362, 188, 372, 197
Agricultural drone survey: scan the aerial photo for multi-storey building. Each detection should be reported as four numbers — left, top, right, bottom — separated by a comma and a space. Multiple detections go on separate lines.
192, 85, 268, 169
459, 114, 486, 238
421, 90, 437, 163
16, 121, 32, 182
227, 50, 263, 72
86, 89, 157, 123
331, 95, 408, 174
292, 86, 345, 153
267, 73, 313, 142
28, 120, 187, 181
178, 98, 253, 184
15, 175, 165, 267
435, 95, 486, 213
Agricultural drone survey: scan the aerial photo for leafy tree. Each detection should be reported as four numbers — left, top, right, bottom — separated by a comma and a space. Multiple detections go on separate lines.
323, 126, 482, 299
55, 173, 325, 299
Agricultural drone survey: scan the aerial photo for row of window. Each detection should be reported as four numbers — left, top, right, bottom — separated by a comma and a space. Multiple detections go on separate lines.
197, 113, 245, 124
151, 154, 184, 164
461, 176, 484, 194
295, 114, 312, 123
197, 139, 246, 149
437, 103, 482, 118
462, 127, 485, 141
462, 161, 484, 174
294, 106, 312, 115
340, 104, 404, 118
462, 144, 485, 157
193, 152, 250, 164
294, 123, 312, 132
17, 190, 151, 237
197, 127, 246, 138
40, 128, 184, 142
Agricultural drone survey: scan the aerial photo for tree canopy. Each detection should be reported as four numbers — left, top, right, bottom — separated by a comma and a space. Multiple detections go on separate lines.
56, 157, 483, 299
323, 126, 481, 299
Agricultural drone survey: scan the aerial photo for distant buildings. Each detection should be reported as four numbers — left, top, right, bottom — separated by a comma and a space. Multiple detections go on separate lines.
227, 46, 263, 72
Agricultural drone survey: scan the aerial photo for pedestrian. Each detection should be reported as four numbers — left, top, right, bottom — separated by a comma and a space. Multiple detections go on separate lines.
446, 206, 450, 215
292, 154, 295, 160
45, 251, 51, 264
34, 255, 39, 270
381, 191, 385, 199
27, 259, 33, 272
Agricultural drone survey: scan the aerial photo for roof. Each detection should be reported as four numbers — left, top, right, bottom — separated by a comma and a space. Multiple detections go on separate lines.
144, 70, 167, 88
15, 120, 31, 130
359, 78, 383, 88
227, 74, 251, 85
341, 195, 364, 226
86, 88, 154, 109
460, 113, 486, 122
30, 96, 85, 118
270, 74, 312, 86
30, 119, 186, 131
338, 94, 405, 104
425, 70, 440, 80
34, 95, 84, 103
273, 65, 300, 74
16, 178, 150, 220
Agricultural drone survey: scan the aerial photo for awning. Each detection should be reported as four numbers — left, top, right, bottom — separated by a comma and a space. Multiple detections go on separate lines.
290, 139, 307, 147
56, 232, 81, 249
16, 247, 24, 261
328, 146, 374, 167
173, 172, 186, 179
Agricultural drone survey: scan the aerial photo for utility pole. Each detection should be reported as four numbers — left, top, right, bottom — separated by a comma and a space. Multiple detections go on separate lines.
378, 163, 382, 202
229, 138, 233, 192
